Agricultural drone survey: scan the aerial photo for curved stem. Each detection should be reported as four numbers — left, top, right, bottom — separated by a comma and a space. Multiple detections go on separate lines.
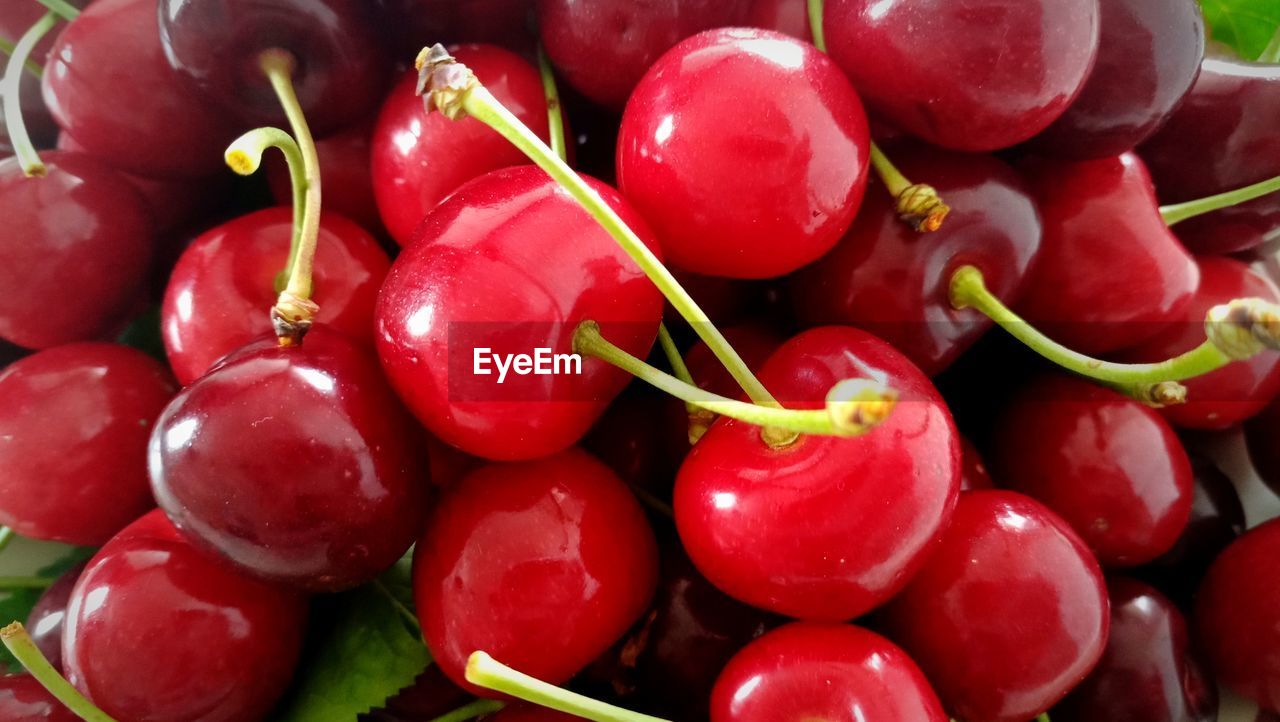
1, 623, 117, 722
0, 528, 16, 555
0, 37, 44, 80
33, 0, 79, 21
2, 11, 58, 176
1161, 173, 1280, 226
223, 126, 307, 293
0, 576, 53, 590
426, 698, 505, 722
467, 652, 670, 722
807, 0, 826, 51
536, 46, 567, 163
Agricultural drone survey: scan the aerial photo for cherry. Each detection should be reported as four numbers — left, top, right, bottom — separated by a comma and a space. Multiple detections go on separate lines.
0, 2, 89, 149
711, 622, 948, 722
0, 675, 77, 722
149, 326, 430, 592
747, 0, 812, 42
414, 448, 658, 695
63, 509, 307, 722
1194, 517, 1280, 711
376, 0, 536, 58
267, 118, 383, 235
26, 563, 86, 673
0, 344, 175, 545
881, 490, 1109, 722
537, 0, 751, 109
161, 207, 390, 385
674, 326, 960, 620
423, 433, 482, 489
1014, 152, 1199, 355
583, 384, 679, 495
1054, 577, 1217, 722
1246, 395, 1280, 495
791, 143, 1042, 375
371, 45, 551, 246
374, 166, 664, 461
959, 435, 995, 491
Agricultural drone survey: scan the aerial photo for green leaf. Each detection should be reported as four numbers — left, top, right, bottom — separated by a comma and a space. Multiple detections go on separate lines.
1201, 0, 1280, 61
116, 307, 167, 362
0, 546, 95, 673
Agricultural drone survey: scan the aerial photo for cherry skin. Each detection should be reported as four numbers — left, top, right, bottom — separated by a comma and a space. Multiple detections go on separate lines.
376, 0, 536, 58
1015, 152, 1199, 355
674, 326, 960, 620
414, 448, 658, 695
374, 166, 664, 461
161, 207, 390, 385
266, 119, 383, 235
881, 490, 1109, 722
26, 562, 87, 673
824, 0, 1100, 151
959, 435, 995, 491
0, 344, 175, 545
370, 44, 551, 246
486, 704, 584, 722
792, 144, 1043, 375
1054, 577, 1216, 722
537, 0, 751, 110
583, 384, 679, 495
63, 510, 307, 722
149, 327, 430, 592
0, 676, 77, 722
617, 28, 870, 279
746, 0, 812, 42
1246, 395, 1280, 495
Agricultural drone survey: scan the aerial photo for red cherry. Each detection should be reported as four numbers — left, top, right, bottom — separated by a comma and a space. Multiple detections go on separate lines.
26, 563, 86, 673
881, 490, 1109, 722
617, 28, 870, 279
423, 434, 482, 489
414, 449, 658, 695
0, 2, 89, 149
63, 510, 307, 722
674, 326, 960, 620
0, 675, 77, 722
711, 622, 948, 722
746, 0, 812, 42
149, 327, 430, 592
374, 166, 664, 461
376, 0, 536, 58
486, 704, 583, 722
959, 435, 995, 491
583, 384, 679, 494
0, 344, 174, 545
266, 120, 383, 235
1247, 396, 1280, 496
371, 45, 551, 246
161, 207, 390, 385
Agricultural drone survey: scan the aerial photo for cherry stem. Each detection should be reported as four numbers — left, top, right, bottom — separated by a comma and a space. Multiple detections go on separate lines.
0, 623, 117, 722
1161, 172, 1280, 226
0, 37, 44, 79
1259, 26, 1280, 64
33, 0, 78, 21
657, 324, 717, 444
416, 45, 780, 410
466, 651, 671, 722
0, 527, 16, 555
536, 45, 567, 163
807, 0, 827, 51
2, 11, 58, 176
223, 127, 306, 293
260, 49, 322, 346
627, 481, 675, 518
1035, 714, 1051, 722
0, 576, 52, 590
426, 699, 506, 722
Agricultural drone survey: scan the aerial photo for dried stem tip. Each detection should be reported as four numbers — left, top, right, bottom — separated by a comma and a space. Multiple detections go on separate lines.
896, 183, 951, 233
1136, 381, 1188, 408
415, 43, 477, 120
826, 379, 899, 434
271, 293, 320, 347
1206, 298, 1280, 360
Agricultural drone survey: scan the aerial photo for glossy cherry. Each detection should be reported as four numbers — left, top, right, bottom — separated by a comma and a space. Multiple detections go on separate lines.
792, 144, 1042, 375
371, 45, 551, 246
149, 327, 430, 592
674, 326, 960, 620
414, 448, 658, 695
376, 0, 535, 58
881, 490, 1109, 722
161, 207, 390, 385
617, 28, 870, 279
1246, 395, 1280, 495
63, 510, 307, 722
374, 166, 664, 461
267, 119, 383, 234
26, 563, 86, 673
0, 676, 77, 722
746, 0, 812, 42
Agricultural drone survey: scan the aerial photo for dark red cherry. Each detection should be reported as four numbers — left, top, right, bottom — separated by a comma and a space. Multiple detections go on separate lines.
1116, 256, 1280, 429
161, 207, 390, 385
674, 326, 960, 620
371, 45, 551, 246
711, 622, 948, 722
0, 676, 77, 722
1195, 517, 1280, 711
584, 384, 679, 495
374, 166, 664, 461
149, 327, 430, 592
617, 28, 870, 279
792, 144, 1042, 375
414, 449, 658, 695
26, 563, 86, 673
1015, 152, 1199, 355
63, 510, 307, 722
0, 344, 174, 545
824, 0, 1100, 151
537, 0, 750, 109
42, 0, 237, 179
747, 0, 812, 41
1054, 577, 1216, 722
157, 0, 388, 135
376, 0, 536, 58
881, 490, 1109, 722
267, 119, 382, 235
1247, 396, 1280, 495
423, 434, 482, 490
486, 704, 583, 722
959, 436, 995, 491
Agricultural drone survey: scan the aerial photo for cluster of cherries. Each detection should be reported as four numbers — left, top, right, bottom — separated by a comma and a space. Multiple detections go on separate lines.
2, 0, 1280, 721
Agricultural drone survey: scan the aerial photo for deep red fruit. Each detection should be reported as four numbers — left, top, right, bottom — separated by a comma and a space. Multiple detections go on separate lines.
267, 120, 382, 234
149, 327, 430, 592
711, 623, 948, 722
584, 384, 679, 495
882, 490, 1109, 722
0, 676, 77, 722
414, 449, 658, 695
675, 326, 960, 620
959, 436, 995, 491
63, 510, 307, 722
0, 344, 174, 545
26, 563, 86, 672
617, 28, 870, 279
824, 0, 1100, 151
793, 144, 1042, 374
374, 166, 664, 461
747, 0, 812, 41
376, 0, 535, 57
1195, 517, 1280, 711
486, 704, 584, 722
161, 207, 390, 385
371, 45, 550, 246
1247, 396, 1280, 495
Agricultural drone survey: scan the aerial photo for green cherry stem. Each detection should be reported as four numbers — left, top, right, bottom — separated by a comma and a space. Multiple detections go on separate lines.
806, 0, 827, 52
32, 0, 79, 21
0, 37, 44, 79
466, 651, 671, 722
1, 622, 118, 722
0, 527, 16, 555
1035, 714, 1051, 722
0, 576, 53, 590
2, 11, 58, 176
657, 323, 718, 444
1161, 173, 1280, 226
536, 45, 567, 163
426, 699, 506, 722
223, 127, 306, 293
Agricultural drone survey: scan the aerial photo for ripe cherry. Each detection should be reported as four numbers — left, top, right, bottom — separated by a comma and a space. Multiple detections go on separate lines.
747, 0, 812, 42
0, 676, 76, 722
26, 563, 86, 673
617, 28, 870, 279
486, 704, 583, 722
959, 436, 995, 491
882, 490, 1109, 722
583, 384, 679, 495
376, 0, 536, 58
414, 448, 658, 695
149, 327, 430, 592
267, 119, 383, 235
1246, 396, 1280, 495
63, 510, 307, 722
0, 2, 88, 149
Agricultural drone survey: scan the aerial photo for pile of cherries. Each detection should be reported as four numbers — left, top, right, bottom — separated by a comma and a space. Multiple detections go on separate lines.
2, 0, 1280, 721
